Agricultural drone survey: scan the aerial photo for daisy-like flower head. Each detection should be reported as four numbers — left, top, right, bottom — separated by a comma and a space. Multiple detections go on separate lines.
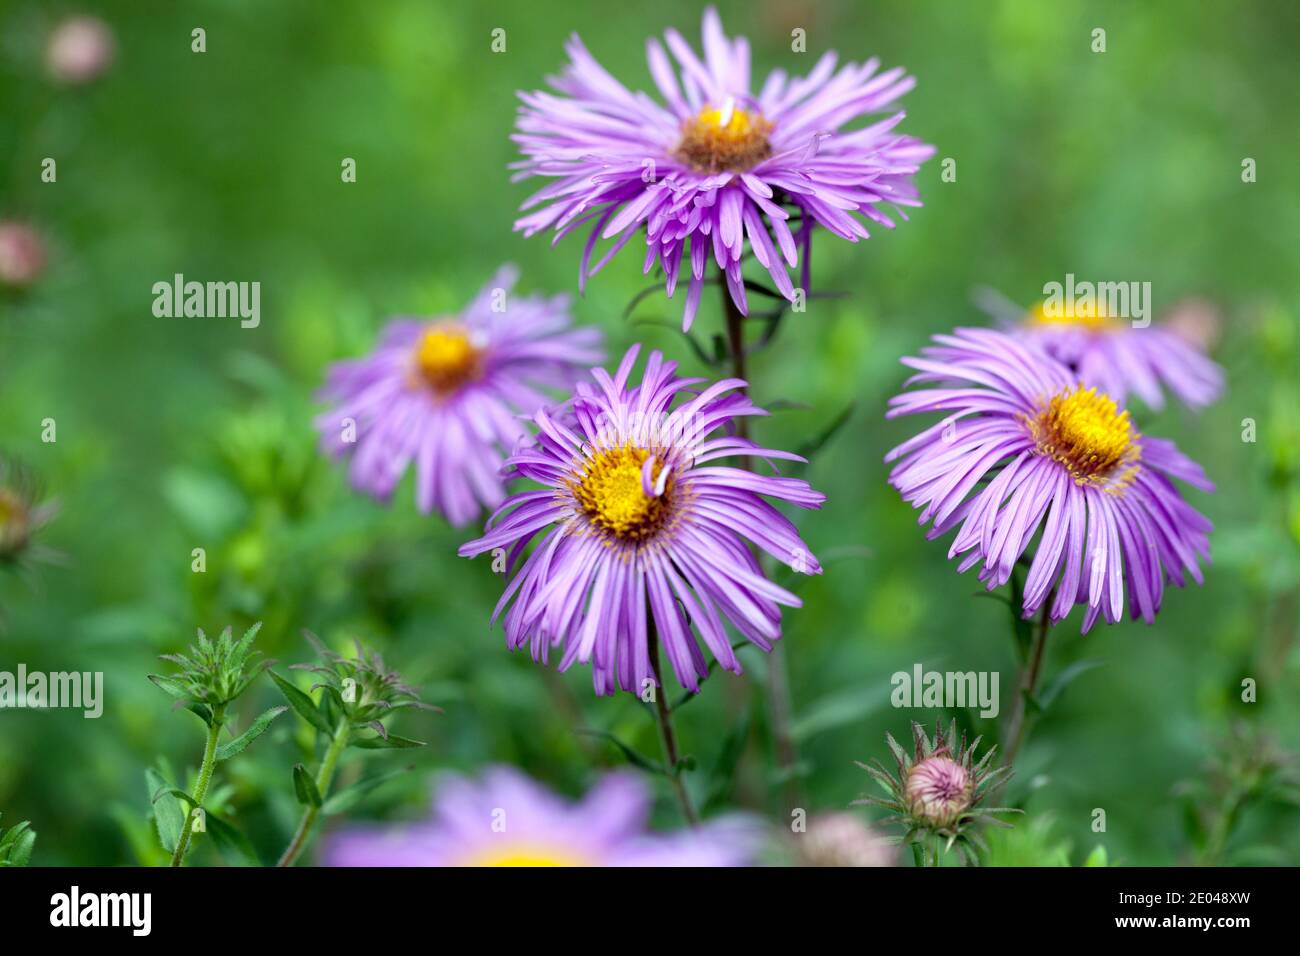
326, 766, 753, 867
315, 265, 603, 527
1021, 298, 1224, 411
513, 7, 934, 330
459, 345, 825, 695
887, 328, 1214, 631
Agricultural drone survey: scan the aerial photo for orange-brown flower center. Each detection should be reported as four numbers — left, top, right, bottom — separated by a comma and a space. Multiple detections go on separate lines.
0, 487, 31, 555
674, 102, 773, 174
413, 323, 483, 397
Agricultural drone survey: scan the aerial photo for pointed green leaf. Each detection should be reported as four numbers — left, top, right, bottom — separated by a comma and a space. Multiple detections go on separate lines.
1084, 845, 1109, 867
215, 705, 287, 761
349, 732, 425, 750
269, 670, 333, 735
145, 768, 184, 854
147, 674, 190, 700
151, 787, 197, 809
205, 811, 260, 866
292, 764, 322, 807
1036, 659, 1105, 711
321, 766, 415, 816
795, 401, 856, 461
574, 729, 667, 775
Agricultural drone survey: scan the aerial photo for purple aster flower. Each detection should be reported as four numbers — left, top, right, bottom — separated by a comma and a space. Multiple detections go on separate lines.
458, 345, 824, 695
886, 328, 1214, 632
315, 265, 602, 527
326, 767, 753, 867
513, 7, 934, 329
1019, 298, 1224, 411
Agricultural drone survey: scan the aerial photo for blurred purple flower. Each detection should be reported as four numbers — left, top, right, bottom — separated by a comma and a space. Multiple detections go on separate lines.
1020, 299, 1224, 411
886, 328, 1213, 631
327, 767, 752, 867
513, 7, 934, 329
459, 345, 823, 695
315, 265, 602, 527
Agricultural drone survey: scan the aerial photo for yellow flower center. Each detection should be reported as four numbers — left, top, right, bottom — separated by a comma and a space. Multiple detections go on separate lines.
1028, 386, 1141, 487
569, 444, 672, 542
675, 102, 773, 174
1027, 299, 1122, 332
466, 844, 589, 867
414, 323, 483, 397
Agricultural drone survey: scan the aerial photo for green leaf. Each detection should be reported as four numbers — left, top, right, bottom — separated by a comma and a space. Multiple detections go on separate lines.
1036, 659, 1105, 711
795, 401, 856, 462
145, 768, 185, 854
790, 682, 892, 743
293, 764, 322, 807
205, 811, 260, 866
215, 705, 287, 761
0, 816, 37, 867
704, 710, 751, 811
349, 732, 425, 750
321, 766, 415, 816
1083, 845, 1110, 867
147, 674, 190, 700
630, 318, 720, 368
574, 729, 667, 775
151, 787, 197, 809
270, 670, 333, 735
184, 702, 215, 728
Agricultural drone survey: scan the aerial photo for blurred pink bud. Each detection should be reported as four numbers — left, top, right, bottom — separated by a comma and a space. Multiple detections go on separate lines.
0, 221, 47, 288
1162, 297, 1222, 352
798, 812, 896, 867
46, 16, 116, 86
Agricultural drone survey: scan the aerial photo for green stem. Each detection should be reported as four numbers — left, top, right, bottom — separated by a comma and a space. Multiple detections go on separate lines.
648, 618, 699, 827
721, 276, 804, 813
170, 703, 225, 867
277, 717, 351, 867
1001, 598, 1053, 778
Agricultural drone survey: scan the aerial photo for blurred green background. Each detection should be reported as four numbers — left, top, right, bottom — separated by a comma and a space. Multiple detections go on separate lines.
1, 0, 1298, 866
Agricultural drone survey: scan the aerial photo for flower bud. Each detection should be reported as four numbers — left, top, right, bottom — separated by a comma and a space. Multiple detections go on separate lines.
0, 222, 46, 288
905, 753, 973, 828
798, 813, 895, 867
46, 16, 116, 86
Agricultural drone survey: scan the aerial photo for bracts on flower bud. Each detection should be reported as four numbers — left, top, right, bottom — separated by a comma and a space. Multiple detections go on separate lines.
853, 720, 1021, 866
284, 630, 439, 748
148, 623, 284, 866
273, 631, 438, 867
148, 622, 275, 723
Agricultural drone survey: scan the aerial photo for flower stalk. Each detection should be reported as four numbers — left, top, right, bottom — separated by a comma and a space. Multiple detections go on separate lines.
271, 631, 432, 866
999, 595, 1054, 790
721, 279, 804, 812
648, 617, 699, 827
277, 716, 350, 867
169, 702, 225, 867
